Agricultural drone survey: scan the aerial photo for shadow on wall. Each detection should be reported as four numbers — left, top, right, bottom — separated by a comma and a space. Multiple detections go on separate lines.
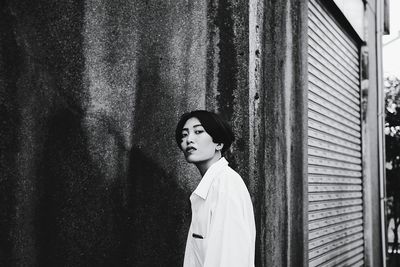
35, 109, 189, 266
128, 146, 190, 266
36, 109, 120, 266
0, 1, 19, 264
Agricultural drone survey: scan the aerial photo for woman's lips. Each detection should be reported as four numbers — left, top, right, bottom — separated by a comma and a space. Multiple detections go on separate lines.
186, 147, 196, 153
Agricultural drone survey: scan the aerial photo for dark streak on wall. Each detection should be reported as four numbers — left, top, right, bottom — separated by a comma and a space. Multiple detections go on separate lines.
2, 0, 89, 265
215, 0, 236, 119
208, 0, 250, 180
0, 2, 20, 265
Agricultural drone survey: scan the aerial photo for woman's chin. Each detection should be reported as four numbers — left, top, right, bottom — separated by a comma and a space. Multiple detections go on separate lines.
184, 154, 203, 163
185, 156, 197, 163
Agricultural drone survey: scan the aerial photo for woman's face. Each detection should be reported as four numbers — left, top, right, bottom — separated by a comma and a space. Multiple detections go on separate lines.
180, 117, 221, 164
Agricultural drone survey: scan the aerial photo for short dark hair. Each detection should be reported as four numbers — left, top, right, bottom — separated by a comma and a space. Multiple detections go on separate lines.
175, 110, 235, 154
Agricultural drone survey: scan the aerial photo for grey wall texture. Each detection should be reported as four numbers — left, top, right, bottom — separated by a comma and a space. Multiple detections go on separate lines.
0, 0, 308, 266
0, 0, 251, 266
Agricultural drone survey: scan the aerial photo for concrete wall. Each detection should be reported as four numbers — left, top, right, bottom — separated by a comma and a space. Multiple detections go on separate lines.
0, 0, 308, 266
0, 0, 248, 265
254, 0, 308, 266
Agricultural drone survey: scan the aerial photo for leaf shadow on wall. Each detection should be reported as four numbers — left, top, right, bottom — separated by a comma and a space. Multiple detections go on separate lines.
126, 145, 190, 266
36, 109, 128, 266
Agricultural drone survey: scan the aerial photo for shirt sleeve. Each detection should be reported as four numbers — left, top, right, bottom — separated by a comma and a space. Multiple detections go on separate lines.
203, 188, 255, 267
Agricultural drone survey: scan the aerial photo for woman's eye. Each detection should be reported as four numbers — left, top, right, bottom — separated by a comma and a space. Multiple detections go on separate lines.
195, 130, 204, 134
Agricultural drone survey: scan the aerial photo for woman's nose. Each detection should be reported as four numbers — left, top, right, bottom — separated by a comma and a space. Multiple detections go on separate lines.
186, 133, 194, 144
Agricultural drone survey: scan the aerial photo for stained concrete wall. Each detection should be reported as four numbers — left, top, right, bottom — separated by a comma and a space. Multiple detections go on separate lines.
0, 0, 309, 266
255, 1, 308, 266
0, 0, 252, 266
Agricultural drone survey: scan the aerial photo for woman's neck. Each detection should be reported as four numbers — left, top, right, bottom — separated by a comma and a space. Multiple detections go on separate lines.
196, 152, 222, 177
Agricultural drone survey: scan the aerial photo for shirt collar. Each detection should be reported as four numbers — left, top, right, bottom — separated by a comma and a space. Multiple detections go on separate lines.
193, 157, 229, 200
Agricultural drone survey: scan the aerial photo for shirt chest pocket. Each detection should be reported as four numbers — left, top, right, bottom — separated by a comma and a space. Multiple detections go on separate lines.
192, 205, 211, 240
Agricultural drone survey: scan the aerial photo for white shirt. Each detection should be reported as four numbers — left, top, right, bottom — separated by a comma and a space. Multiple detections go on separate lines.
183, 157, 256, 267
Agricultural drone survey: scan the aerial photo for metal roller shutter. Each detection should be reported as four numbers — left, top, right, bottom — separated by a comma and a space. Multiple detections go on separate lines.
307, 0, 364, 266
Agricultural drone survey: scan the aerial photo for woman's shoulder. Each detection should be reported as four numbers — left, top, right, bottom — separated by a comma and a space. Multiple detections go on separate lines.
224, 165, 242, 178
218, 165, 247, 190
212, 166, 253, 208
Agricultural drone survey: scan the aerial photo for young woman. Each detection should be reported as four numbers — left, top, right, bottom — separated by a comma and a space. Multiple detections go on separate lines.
175, 110, 256, 267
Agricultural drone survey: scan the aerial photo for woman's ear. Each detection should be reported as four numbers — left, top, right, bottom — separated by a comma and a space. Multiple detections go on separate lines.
216, 143, 224, 151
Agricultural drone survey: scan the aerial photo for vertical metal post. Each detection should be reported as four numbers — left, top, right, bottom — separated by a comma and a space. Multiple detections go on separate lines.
376, 0, 388, 265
